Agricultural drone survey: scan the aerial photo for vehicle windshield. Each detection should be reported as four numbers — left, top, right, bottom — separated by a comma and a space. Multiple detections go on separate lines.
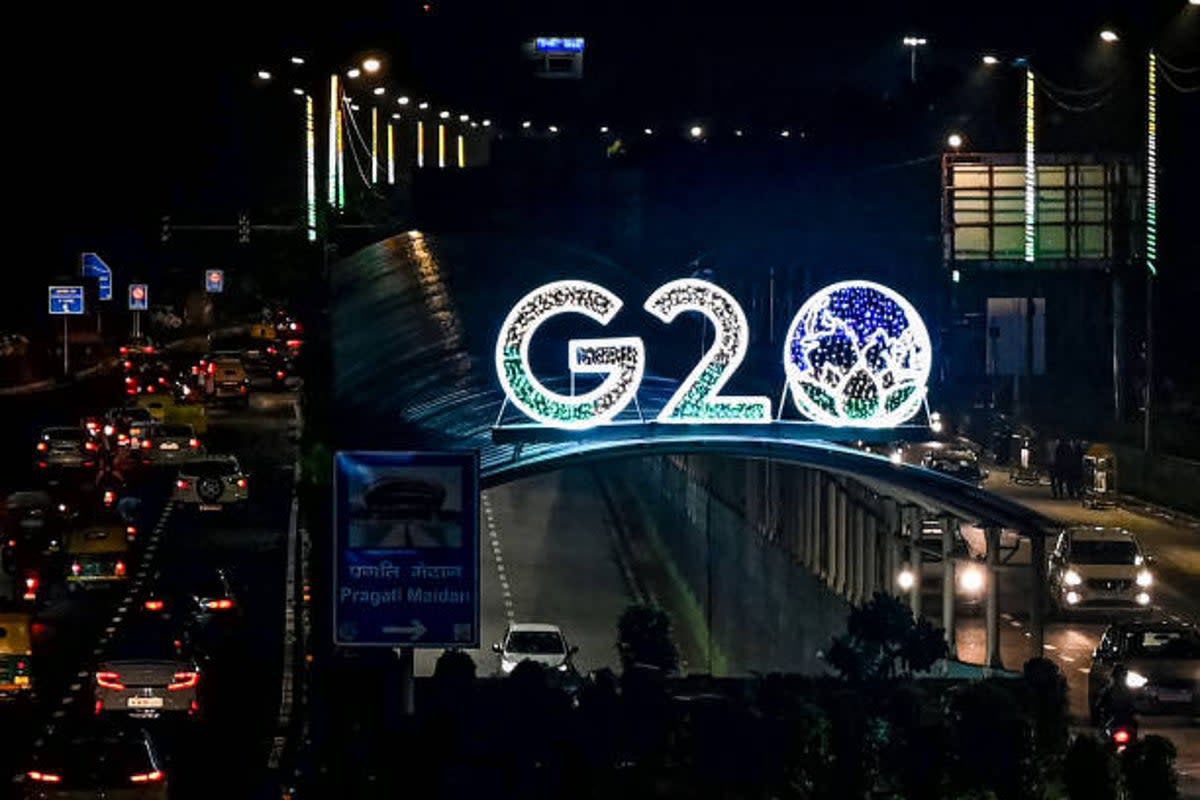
108, 619, 186, 660
1070, 539, 1139, 565
44, 429, 86, 442
186, 461, 237, 477
1126, 630, 1200, 659
506, 631, 565, 655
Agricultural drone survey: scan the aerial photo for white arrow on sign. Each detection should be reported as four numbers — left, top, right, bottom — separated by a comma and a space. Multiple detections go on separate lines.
382, 620, 427, 640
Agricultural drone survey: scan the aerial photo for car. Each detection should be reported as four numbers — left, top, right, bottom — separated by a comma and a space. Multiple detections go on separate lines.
0, 610, 34, 698
1047, 526, 1154, 613
173, 457, 249, 512
137, 423, 203, 465
1088, 619, 1200, 720
65, 525, 130, 589
202, 357, 250, 406
104, 407, 156, 448
19, 722, 169, 798
34, 427, 100, 471
491, 622, 577, 675
916, 518, 987, 612
922, 448, 988, 486
136, 391, 209, 435
143, 565, 241, 653
94, 615, 201, 719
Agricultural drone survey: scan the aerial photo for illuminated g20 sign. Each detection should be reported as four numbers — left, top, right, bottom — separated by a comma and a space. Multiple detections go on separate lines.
495, 278, 932, 431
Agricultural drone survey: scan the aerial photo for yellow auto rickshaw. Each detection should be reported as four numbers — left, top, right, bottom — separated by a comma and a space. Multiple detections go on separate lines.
0, 610, 34, 697
250, 322, 277, 341
1081, 443, 1118, 509
65, 526, 130, 589
135, 392, 208, 434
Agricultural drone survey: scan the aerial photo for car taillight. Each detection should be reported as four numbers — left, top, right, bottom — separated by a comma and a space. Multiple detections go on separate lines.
120, 346, 130, 355
158, 376, 168, 385
114, 561, 126, 577
23, 576, 38, 601
85, 441, 99, 451
168, 671, 199, 691
236, 478, 248, 489
144, 599, 165, 611
7, 538, 14, 546
276, 370, 287, 380
125, 375, 135, 383
37, 461, 48, 469
146, 384, 156, 393
142, 439, 152, 449
104, 490, 116, 506
176, 479, 190, 490
126, 526, 137, 540
286, 339, 302, 348
27, 771, 62, 783
130, 770, 164, 783
207, 362, 216, 375
71, 563, 82, 575
205, 598, 235, 610
1113, 728, 1132, 744
96, 671, 125, 690
36, 442, 47, 451
95, 699, 103, 715
239, 384, 248, 394
103, 424, 114, 436
189, 438, 200, 448
143, 345, 155, 354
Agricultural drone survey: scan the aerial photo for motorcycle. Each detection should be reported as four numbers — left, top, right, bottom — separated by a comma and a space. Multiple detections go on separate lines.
1102, 711, 1139, 753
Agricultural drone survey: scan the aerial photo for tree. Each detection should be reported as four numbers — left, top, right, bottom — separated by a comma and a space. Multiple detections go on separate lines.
826, 592, 948, 682
1022, 657, 1069, 760
1122, 735, 1179, 800
1063, 734, 1122, 800
617, 603, 679, 673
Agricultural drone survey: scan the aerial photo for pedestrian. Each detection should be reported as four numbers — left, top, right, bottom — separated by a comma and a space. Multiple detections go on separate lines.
1068, 440, 1085, 499
1053, 438, 1071, 500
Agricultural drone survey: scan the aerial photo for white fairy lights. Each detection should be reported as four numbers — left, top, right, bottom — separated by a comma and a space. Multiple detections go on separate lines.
782, 280, 932, 428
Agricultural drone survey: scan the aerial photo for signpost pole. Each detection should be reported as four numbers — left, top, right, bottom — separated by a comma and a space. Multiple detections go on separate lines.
63, 317, 70, 375
396, 647, 415, 716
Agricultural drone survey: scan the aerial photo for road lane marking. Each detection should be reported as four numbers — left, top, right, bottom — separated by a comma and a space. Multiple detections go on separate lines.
1043, 644, 1057, 651
1060, 655, 1075, 662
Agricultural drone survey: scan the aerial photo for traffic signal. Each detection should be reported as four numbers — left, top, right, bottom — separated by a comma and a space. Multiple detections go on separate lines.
160, 215, 171, 243
238, 211, 250, 244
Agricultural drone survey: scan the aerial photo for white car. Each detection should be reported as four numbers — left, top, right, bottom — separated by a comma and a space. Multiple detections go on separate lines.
491, 623, 577, 675
173, 456, 248, 511
1048, 526, 1154, 612
140, 423, 204, 465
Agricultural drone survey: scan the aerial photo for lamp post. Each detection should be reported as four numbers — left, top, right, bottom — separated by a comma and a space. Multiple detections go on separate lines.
903, 36, 927, 83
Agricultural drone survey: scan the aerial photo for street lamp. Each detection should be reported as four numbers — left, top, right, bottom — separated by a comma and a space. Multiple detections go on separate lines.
521, 120, 532, 129
689, 125, 704, 139
362, 57, 382, 73
734, 129, 743, 137
780, 129, 791, 138
643, 127, 653, 135
397, 96, 410, 105
482, 119, 491, 127
256, 70, 272, 80
902, 36, 928, 83
897, 567, 916, 591
289, 56, 305, 65
373, 87, 385, 96
459, 113, 469, 122
346, 68, 361, 79
982, 54, 1000, 65
291, 87, 304, 96
947, 132, 964, 148
1100, 29, 1120, 43
548, 125, 559, 133
438, 110, 450, 119
599, 125, 609, 133
418, 101, 429, 110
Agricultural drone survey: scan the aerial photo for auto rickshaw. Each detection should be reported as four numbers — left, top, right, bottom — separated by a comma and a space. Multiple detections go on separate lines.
1007, 427, 1042, 485
65, 526, 130, 590
0, 609, 34, 698
1081, 443, 1118, 509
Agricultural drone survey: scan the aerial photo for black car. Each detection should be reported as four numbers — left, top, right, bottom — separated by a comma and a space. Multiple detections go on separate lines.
20, 721, 168, 796
922, 449, 988, 486
1088, 619, 1200, 720
142, 564, 241, 653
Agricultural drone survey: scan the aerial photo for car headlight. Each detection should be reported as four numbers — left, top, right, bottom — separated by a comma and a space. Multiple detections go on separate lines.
1136, 570, 1153, 587
1063, 569, 1082, 587
500, 659, 516, 674
557, 663, 569, 672
958, 565, 985, 594
1125, 670, 1149, 689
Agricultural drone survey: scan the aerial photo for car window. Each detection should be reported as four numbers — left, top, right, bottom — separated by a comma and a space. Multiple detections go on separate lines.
45, 429, 86, 442
1069, 539, 1138, 565
1125, 630, 1200, 659
506, 631, 565, 655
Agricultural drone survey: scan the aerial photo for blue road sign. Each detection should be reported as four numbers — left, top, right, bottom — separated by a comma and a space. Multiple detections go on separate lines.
81, 252, 113, 301
334, 451, 480, 648
205, 269, 225, 293
48, 286, 86, 315
128, 283, 149, 311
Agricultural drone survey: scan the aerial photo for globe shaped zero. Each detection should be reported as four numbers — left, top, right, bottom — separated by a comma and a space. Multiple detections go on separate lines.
495, 277, 932, 430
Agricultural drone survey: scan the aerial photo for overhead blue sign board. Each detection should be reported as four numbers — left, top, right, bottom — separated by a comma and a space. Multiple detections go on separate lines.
205, 269, 224, 293
128, 283, 149, 311
334, 451, 480, 648
535, 36, 585, 53
81, 252, 113, 301
48, 286, 86, 315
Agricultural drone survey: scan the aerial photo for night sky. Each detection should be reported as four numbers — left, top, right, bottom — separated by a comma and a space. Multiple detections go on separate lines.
8, 1, 1197, 328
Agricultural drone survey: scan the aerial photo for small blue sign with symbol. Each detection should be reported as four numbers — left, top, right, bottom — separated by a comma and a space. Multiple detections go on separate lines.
205, 269, 224, 293
49, 286, 86, 315
334, 451, 480, 648
128, 284, 149, 311
535, 36, 585, 53
81, 253, 113, 301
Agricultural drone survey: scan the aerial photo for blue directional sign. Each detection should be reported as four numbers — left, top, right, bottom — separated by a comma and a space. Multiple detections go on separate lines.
205, 269, 225, 293
48, 286, 86, 315
128, 283, 149, 311
334, 451, 480, 648
535, 36, 585, 53
81, 252, 113, 301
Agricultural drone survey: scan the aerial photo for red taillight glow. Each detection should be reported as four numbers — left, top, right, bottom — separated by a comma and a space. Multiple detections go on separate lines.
37, 461, 48, 469
126, 526, 138, 540
236, 478, 248, 489
36, 442, 48, 451
23, 576, 38, 600
104, 490, 116, 506
206, 598, 235, 610
95, 699, 103, 715
130, 770, 164, 783
176, 479, 190, 490
27, 771, 62, 783
144, 599, 164, 611
146, 385, 156, 393
143, 346, 155, 354
189, 438, 200, 448
96, 671, 125, 690
168, 671, 199, 691
114, 561, 126, 577
123, 360, 133, 369
142, 439, 153, 449
71, 563, 82, 576
85, 441, 100, 451
276, 370, 286, 380
239, 385, 248, 394
120, 346, 130, 355
1113, 728, 1132, 744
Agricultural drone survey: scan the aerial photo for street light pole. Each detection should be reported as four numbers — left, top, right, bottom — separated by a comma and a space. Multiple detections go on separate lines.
903, 36, 927, 83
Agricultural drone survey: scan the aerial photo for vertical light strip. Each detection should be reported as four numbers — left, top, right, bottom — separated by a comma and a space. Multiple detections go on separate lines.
327, 75, 338, 207
371, 107, 379, 184
305, 95, 316, 241
1024, 66, 1036, 263
336, 106, 345, 209
417, 121, 425, 168
387, 122, 395, 185
457, 134, 465, 168
1146, 51, 1158, 277
438, 124, 446, 168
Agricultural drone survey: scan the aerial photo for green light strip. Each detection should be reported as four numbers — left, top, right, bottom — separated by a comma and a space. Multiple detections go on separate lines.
1024, 67, 1036, 263
305, 95, 316, 242
1147, 51, 1157, 277
336, 106, 345, 209
327, 76, 338, 207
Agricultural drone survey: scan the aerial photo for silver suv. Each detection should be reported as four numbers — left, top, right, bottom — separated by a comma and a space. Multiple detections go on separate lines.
1048, 526, 1153, 613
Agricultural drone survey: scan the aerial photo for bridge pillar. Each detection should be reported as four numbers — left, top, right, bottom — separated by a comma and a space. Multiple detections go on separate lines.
853, 504, 866, 604
941, 516, 958, 659
835, 486, 849, 597
802, 470, 816, 570
906, 508, 923, 617
825, 479, 838, 587
985, 525, 1004, 670
882, 500, 900, 597
1029, 531, 1046, 660
863, 510, 878, 600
